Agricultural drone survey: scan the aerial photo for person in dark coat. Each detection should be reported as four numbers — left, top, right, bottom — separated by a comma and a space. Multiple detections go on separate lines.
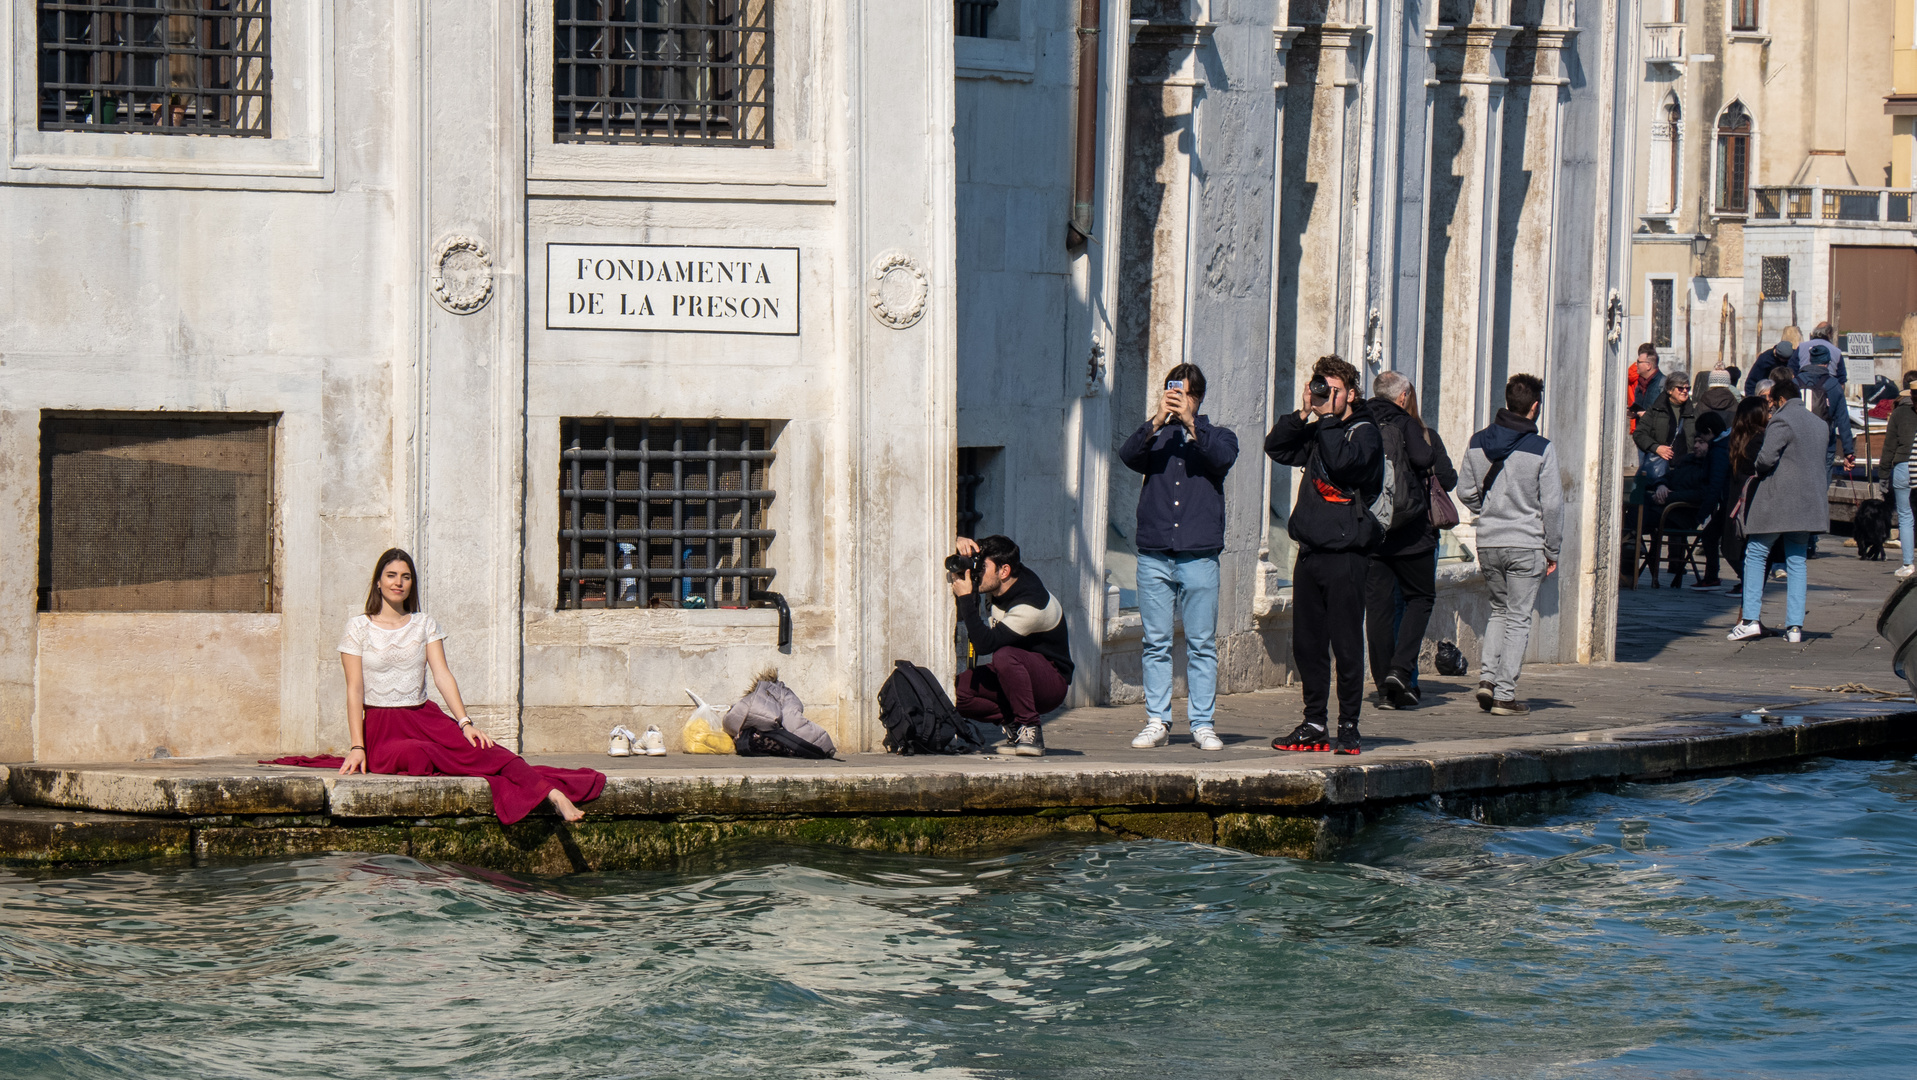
1637, 412, 1729, 588
1633, 370, 1695, 481
1728, 373, 1832, 643
1876, 372, 1917, 579
1363, 371, 1456, 710
1747, 338, 1796, 398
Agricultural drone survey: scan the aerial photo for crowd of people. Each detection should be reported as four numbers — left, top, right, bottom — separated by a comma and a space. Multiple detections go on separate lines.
942, 358, 1563, 758
1627, 322, 1903, 643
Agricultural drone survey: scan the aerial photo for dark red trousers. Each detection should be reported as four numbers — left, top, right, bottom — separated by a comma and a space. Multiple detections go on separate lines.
955, 646, 1068, 727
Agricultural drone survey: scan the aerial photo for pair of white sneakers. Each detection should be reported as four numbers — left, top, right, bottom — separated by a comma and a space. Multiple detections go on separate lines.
608, 725, 667, 757
1131, 720, 1223, 751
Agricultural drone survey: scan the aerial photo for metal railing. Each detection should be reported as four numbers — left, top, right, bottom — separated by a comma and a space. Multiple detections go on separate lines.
1751, 186, 1916, 225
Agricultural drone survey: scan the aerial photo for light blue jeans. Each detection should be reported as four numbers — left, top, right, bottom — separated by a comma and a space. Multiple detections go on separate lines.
1895, 463, 1914, 568
1742, 531, 1809, 628
1137, 550, 1220, 729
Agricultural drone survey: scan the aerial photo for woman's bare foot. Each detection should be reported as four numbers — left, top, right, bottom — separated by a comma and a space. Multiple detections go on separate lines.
548, 789, 585, 823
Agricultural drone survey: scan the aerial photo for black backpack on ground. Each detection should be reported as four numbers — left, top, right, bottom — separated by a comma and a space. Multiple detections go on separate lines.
879, 661, 988, 755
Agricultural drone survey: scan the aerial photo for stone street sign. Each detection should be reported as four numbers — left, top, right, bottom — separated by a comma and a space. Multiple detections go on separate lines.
545, 243, 799, 335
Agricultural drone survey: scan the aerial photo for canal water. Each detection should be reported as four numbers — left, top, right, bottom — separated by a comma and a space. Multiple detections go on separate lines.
3, 755, 1914, 1079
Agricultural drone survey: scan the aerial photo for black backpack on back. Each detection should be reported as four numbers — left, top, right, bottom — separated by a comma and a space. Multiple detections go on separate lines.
1378, 421, 1426, 530
1800, 365, 1833, 422
879, 661, 986, 755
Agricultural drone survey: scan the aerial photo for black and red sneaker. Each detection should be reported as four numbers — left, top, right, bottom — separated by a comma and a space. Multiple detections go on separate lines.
1272, 722, 1330, 752
1333, 727, 1361, 755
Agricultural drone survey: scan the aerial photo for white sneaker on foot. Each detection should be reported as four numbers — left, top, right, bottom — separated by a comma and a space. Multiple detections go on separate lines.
1783, 625, 1804, 643
1131, 720, 1170, 748
1191, 726, 1224, 751
1897, 564, 1916, 579
1727, 620, 1765, 642
639, 725, 667, 756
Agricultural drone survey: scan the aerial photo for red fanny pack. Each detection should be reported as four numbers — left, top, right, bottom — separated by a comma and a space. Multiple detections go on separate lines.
1313, 477, 1353, 504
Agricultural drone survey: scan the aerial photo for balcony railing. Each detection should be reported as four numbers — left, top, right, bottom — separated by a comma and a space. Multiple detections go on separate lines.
1750, 186, 1916, 226
1645, 24, 1684, 65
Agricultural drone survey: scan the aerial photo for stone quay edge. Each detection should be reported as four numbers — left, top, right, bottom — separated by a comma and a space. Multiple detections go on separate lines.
3, 704, 1912, 874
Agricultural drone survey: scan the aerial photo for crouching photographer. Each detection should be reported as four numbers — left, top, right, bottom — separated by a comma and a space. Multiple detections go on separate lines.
948, 535, 1074, 757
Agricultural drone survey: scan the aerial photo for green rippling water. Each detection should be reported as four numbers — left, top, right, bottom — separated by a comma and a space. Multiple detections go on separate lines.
3, 755, 1916, 1079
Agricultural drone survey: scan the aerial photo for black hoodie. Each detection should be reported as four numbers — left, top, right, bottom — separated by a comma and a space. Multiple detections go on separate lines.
956, 567, 1074, 680
1264, 399, 1385, 554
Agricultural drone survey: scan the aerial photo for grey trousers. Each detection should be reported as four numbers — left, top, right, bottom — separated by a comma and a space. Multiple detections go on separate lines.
1479, 546, 1547, 700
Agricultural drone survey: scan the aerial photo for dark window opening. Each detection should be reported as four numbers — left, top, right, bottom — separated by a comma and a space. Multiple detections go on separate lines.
554, 0, 772, 146
1651, 279, 1674, 350
956, 0, 997, 38
38, 0, 271, 136
957, 448, 984, 538
1715, 102, 1752, 213
1731, 0, 1760, 32
40, 413, 275, 612
559, 418, 776, 609
1761, 256, 1790, 300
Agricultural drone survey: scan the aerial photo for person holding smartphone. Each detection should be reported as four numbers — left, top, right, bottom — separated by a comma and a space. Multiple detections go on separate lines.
1118, 364, 1240, 750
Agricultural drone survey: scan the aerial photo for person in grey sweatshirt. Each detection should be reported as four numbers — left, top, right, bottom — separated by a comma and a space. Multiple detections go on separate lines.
1457, 374, 1565, 716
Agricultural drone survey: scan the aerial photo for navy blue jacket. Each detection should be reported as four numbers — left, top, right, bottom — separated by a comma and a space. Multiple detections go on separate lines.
1119, 415, 1240, 553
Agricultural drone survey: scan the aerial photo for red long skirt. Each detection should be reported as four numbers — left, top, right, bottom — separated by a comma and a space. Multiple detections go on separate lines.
266, 701, 605, 825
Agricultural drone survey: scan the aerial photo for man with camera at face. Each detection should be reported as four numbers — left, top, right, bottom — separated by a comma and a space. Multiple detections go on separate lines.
947, 534, 1074, 756
1263, 354, 1384, 756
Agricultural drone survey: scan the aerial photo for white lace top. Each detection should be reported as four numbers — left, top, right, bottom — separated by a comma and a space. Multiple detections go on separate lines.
339, 613, 446, 708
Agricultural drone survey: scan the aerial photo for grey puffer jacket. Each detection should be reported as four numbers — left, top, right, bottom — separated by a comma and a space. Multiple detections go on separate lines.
1744, 398, 1833, 536
724, 679, 837, 756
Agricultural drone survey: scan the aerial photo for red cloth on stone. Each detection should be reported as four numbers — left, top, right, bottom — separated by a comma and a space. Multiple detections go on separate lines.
266, 700, 605, 825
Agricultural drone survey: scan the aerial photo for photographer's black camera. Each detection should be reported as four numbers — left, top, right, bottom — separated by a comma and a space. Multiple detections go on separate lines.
945, 552, 981, 580
1308, 376, 1332, 403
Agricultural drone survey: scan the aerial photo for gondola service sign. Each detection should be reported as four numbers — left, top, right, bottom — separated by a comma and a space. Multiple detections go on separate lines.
545, 243, 799, 335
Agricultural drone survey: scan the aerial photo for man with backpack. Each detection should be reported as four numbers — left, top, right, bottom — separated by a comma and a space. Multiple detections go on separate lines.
1458, 374, 1563, 717
1118, 363, 1240, 752
947, 534, 1074, 756
1795, 326, 1855, 478
1364, 370, 1457, 711
1263, 354, 1382, 755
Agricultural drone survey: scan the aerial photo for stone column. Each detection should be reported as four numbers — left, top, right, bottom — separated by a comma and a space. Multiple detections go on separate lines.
1424, 11, 1518, 462
841, 2, 958, 748
1285, 21, 1370, 399
414, 0, 525, 748
1254, 23, 1301, 618
1496, 23, 1578, 387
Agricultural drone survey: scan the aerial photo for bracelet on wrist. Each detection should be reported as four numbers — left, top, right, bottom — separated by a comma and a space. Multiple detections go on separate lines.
458, 719, 474, 728
349, 745, 365, 751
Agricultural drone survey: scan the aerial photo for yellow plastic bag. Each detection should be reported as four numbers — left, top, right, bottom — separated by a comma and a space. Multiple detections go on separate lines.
682, 689, 734, 754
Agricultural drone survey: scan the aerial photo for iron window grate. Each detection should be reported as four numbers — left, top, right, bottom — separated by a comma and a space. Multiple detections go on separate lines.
956, 0, 997, 38
38, 0, 270, 136
554, 0, 771, 146
1761, 256, 1790, 300
1650, 279, 1673, 349
559, 418, 776, 609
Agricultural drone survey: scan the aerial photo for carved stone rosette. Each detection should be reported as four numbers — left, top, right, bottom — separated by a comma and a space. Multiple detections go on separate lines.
867, 250, 928, 329
431, 234, 494, 315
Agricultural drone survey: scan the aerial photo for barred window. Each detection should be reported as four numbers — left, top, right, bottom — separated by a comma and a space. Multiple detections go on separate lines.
1761, 256, 1790, 300
554, 0, 771, 146
956, 0, 998, 38
559, 419, 776, 609
38, 1, 270, 137
40, 413, 275, 612
1650, 279, 1674, 349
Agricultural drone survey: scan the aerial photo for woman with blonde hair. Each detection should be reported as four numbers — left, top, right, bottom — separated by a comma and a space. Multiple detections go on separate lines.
273, 548, 604, 823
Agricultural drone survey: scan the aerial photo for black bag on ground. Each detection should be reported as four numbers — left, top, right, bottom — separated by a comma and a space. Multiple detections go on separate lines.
1855, 496, 1892, 561
1434, 640, 1468, 677
879, 660, 988, 755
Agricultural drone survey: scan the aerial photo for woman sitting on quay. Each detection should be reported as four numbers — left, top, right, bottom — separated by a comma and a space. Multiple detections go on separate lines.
273, 548, 604, 824
1727, 374, 1830, 645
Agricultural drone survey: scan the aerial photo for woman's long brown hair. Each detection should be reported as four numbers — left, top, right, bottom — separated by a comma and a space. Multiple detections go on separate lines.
363, 548, 420, 617
1727, 396, 1772, 477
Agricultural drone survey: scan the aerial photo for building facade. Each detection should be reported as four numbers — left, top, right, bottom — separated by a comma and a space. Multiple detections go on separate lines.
1, 0, 1636, 763
1626, 0, 1913, 384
